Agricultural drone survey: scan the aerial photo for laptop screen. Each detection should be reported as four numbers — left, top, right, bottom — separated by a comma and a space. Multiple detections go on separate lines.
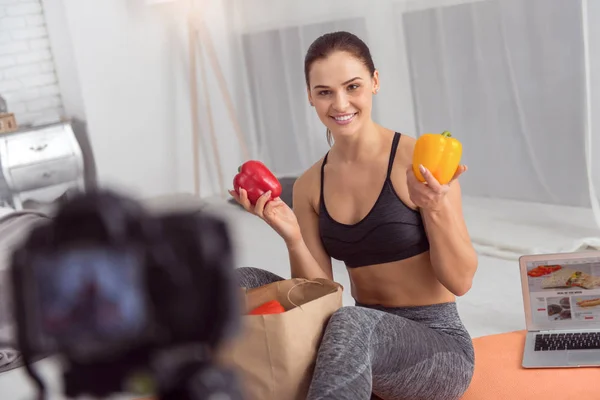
525, 256, 600, 329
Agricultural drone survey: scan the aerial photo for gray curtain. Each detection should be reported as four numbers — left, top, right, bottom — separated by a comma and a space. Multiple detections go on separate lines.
403, 0, 589, 207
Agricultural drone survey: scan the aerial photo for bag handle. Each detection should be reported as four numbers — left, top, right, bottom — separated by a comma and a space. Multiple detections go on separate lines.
286, 280, 325, 310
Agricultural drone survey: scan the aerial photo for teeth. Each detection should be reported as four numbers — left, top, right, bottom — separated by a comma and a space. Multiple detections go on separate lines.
334, 114, 355, 121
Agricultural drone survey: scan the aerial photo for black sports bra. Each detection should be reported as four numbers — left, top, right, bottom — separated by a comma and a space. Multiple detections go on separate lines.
318, 132, 430, 268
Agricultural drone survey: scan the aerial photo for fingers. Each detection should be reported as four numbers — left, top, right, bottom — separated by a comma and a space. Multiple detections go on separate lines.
406, 164, 467, 210
262, 196, 281, 219
229, 188, 253, 212
229, 189, 279, 223
239, 188, 253, 211
228, 189, 240, 202
449, 165, 468, 185
253, 190, 272, 219
418, 164, 443, 193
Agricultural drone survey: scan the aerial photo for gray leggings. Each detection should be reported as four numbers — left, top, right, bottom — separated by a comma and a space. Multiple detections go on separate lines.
236, 267, 475, 400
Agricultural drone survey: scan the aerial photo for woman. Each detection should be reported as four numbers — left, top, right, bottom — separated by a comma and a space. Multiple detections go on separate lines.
230, 31, 477, 400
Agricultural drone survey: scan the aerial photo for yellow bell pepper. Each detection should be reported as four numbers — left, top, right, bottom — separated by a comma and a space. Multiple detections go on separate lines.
412, 131, 462, 185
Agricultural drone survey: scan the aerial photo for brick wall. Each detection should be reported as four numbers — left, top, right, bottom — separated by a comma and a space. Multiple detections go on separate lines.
0, 0, 64, 126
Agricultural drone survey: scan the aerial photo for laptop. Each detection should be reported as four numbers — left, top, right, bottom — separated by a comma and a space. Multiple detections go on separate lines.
519, 251, 600, 368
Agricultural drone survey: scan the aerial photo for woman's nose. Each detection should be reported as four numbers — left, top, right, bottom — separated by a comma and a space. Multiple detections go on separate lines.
332, 92, 349, 111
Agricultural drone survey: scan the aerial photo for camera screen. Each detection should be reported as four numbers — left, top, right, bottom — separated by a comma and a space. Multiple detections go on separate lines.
31, 248, 147, 344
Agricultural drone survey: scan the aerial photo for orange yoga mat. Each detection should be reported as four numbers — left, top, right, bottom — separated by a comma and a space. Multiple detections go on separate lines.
461, 330, 600, 400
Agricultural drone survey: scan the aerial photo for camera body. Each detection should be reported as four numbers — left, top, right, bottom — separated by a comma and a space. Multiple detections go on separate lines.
10, 190, 242, 399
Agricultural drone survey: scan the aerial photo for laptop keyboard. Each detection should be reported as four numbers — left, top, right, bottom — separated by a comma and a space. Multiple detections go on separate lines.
535, 332, 600, 351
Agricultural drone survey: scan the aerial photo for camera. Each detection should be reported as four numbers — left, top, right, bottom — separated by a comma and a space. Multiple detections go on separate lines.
9, 189, 243, 400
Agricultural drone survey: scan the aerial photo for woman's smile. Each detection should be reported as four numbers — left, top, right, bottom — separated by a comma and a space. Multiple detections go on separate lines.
331, 112, 358, 125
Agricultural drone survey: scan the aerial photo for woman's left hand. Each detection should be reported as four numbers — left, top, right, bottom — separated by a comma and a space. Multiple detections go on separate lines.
406, 164, 467, 212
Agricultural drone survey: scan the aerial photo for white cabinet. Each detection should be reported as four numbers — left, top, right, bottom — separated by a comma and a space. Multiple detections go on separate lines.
0, 121, 85, 210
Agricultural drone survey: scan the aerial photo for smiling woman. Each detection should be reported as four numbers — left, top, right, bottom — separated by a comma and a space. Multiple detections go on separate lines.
303, 35, 378, 146
230, 31, 477, 400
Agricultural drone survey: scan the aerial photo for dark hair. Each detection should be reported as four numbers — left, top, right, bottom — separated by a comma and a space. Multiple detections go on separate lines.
304, 31, 376, 146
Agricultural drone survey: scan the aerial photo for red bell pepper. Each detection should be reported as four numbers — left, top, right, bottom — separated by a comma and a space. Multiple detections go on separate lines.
248, 300, 286, 315
233, 160, 282, 205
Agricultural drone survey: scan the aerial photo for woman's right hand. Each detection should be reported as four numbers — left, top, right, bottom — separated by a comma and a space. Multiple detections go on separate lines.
229, 188, 302, 246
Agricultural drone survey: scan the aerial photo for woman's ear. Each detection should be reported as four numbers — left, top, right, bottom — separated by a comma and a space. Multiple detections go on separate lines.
372, 70, 380, 94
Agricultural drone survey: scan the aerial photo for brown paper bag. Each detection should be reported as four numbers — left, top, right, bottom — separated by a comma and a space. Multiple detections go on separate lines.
218, 278, 343, 400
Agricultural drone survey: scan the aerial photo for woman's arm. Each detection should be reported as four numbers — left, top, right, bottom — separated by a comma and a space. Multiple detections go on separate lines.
420, 179, 478, 296
287, 174, 334, 281
400, 135, 476, 296
230, 164, 332, 281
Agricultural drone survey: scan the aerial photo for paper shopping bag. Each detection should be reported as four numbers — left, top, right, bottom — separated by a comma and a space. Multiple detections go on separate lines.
218, 278, 343, 400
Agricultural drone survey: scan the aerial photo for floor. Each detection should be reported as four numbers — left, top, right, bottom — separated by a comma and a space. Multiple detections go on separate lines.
0, 192, 593, 399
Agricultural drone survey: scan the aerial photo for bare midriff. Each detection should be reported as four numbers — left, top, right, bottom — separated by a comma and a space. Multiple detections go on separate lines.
346, 251, 456, 307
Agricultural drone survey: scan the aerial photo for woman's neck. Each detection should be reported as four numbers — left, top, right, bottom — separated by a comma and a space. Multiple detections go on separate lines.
330, 120, 384, 163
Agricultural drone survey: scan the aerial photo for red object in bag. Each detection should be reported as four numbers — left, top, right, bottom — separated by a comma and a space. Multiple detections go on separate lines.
248, 300, 286, 315
233, 160, 282, 205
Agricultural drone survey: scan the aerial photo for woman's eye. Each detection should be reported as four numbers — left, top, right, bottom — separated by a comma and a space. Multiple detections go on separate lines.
348, 84, 360, 91
318, 90, 331, 96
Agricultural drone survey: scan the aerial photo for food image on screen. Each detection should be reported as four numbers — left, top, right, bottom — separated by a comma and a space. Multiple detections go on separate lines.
548, 304, 562, 316
528, 265, 562, 277
548, 304, 562, 315
541, 268, 600, 290
575, 297, 600, 308
559, 297, 571, 309
559, 309, 571, 319
546, 296, 573, 321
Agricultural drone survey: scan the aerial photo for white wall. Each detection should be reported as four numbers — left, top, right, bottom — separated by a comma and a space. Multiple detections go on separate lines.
0, 0, 64, 126
40, 0, 85, 122
38, 0, 248, 200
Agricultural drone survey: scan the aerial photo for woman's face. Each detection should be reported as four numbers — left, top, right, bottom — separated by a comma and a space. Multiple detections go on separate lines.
307, 51, 379, 141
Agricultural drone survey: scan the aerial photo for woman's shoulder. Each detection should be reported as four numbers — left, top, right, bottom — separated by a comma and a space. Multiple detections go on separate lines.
396, 131, 417, 166
296, 155, 326, 186
376, 126, 417, 167
292, 155, 326, 210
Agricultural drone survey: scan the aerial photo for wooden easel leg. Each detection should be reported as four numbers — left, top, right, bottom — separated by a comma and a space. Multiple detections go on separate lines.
188, 0, 252, 198
196, 32, 226, 198
197, 19, 250, 161
188, 12, 201, 197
